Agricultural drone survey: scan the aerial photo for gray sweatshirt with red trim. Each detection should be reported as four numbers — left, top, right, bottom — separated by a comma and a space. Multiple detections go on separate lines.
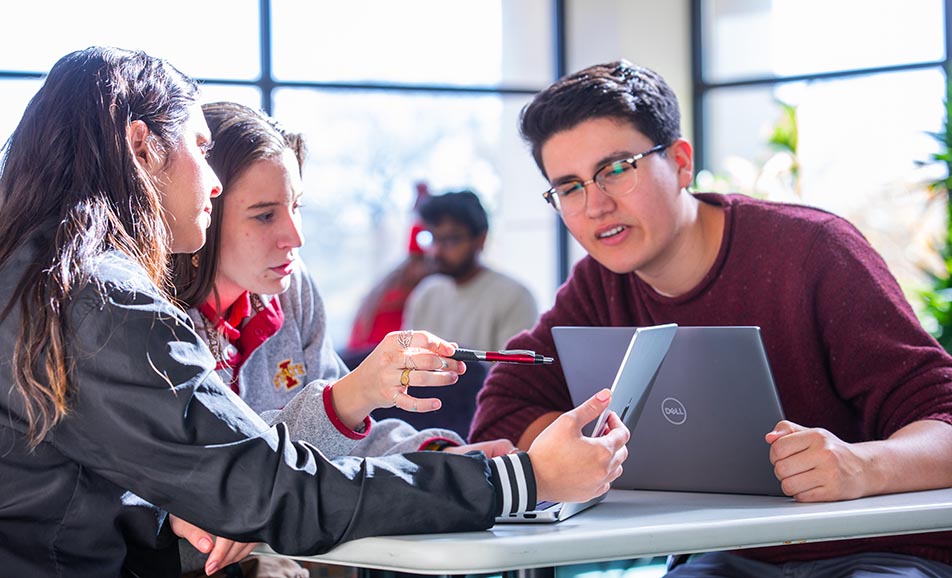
186, 263, 464, 458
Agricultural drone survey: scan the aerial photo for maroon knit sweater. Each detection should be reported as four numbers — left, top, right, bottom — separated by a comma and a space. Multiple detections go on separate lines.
471, 193, 952, 565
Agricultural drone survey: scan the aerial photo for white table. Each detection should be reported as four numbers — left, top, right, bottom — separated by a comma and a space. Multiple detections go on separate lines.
259, 488, 952, 576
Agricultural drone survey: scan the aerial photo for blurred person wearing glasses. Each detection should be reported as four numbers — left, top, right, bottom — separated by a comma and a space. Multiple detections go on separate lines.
403, 190, 538, 351
470, 60, 952, 577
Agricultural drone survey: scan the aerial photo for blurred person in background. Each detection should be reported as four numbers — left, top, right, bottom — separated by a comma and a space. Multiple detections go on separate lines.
403, 190, 538, 351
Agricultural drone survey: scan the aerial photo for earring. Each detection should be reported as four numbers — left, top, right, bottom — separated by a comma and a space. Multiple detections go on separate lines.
191, 253, 200, 268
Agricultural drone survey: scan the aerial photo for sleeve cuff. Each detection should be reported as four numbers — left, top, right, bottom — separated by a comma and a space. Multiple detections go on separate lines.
322, 382, 371, 440
418, 436, 460, 452
487, 452, 537, 516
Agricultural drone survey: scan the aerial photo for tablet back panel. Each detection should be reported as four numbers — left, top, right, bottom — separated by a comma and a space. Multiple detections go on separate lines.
554, 326, 640, 436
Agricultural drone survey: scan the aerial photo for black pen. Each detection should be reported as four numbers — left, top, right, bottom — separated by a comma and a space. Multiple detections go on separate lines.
450, 348, 553, 365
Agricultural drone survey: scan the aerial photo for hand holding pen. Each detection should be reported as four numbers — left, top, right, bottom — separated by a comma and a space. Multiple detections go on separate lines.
449, 348, 553, 365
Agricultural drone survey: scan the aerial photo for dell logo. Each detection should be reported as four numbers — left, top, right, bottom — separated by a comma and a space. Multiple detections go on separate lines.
661, 397, 687, 425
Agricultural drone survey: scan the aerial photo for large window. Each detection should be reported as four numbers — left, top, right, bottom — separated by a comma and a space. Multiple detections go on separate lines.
0, 0, 558, 348
694, 0, 950, 298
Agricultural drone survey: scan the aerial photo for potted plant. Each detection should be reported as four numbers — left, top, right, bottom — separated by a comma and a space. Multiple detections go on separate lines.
918, 74, 952, 351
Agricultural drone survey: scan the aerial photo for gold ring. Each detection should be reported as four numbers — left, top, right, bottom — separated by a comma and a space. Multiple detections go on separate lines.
397, 330, 413, 350
400, 368, 412, 387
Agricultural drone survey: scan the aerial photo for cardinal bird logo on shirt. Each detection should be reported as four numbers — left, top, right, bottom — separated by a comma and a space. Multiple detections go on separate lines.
274, 359, 305, 390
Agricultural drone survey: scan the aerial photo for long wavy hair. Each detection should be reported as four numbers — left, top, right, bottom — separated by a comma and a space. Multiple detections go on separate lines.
170, 101, 305, 311
0, 46, 199, 447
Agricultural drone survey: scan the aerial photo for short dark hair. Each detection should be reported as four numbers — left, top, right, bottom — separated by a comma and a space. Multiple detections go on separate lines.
418, 190, 489, 237
519, 60, 682, 178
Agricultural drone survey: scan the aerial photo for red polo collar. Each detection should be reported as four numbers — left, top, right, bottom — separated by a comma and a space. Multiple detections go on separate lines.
198, 292, 284, 393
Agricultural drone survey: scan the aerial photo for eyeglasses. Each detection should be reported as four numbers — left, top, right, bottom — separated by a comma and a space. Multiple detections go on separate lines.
542, 143, 669, 215
416, 230, 473, 249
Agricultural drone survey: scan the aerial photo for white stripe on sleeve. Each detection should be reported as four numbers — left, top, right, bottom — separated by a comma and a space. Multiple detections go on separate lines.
508, 453, 529, 513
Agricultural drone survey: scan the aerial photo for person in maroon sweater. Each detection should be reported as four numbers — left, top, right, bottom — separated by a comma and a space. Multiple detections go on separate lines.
470, 60, 952, 576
